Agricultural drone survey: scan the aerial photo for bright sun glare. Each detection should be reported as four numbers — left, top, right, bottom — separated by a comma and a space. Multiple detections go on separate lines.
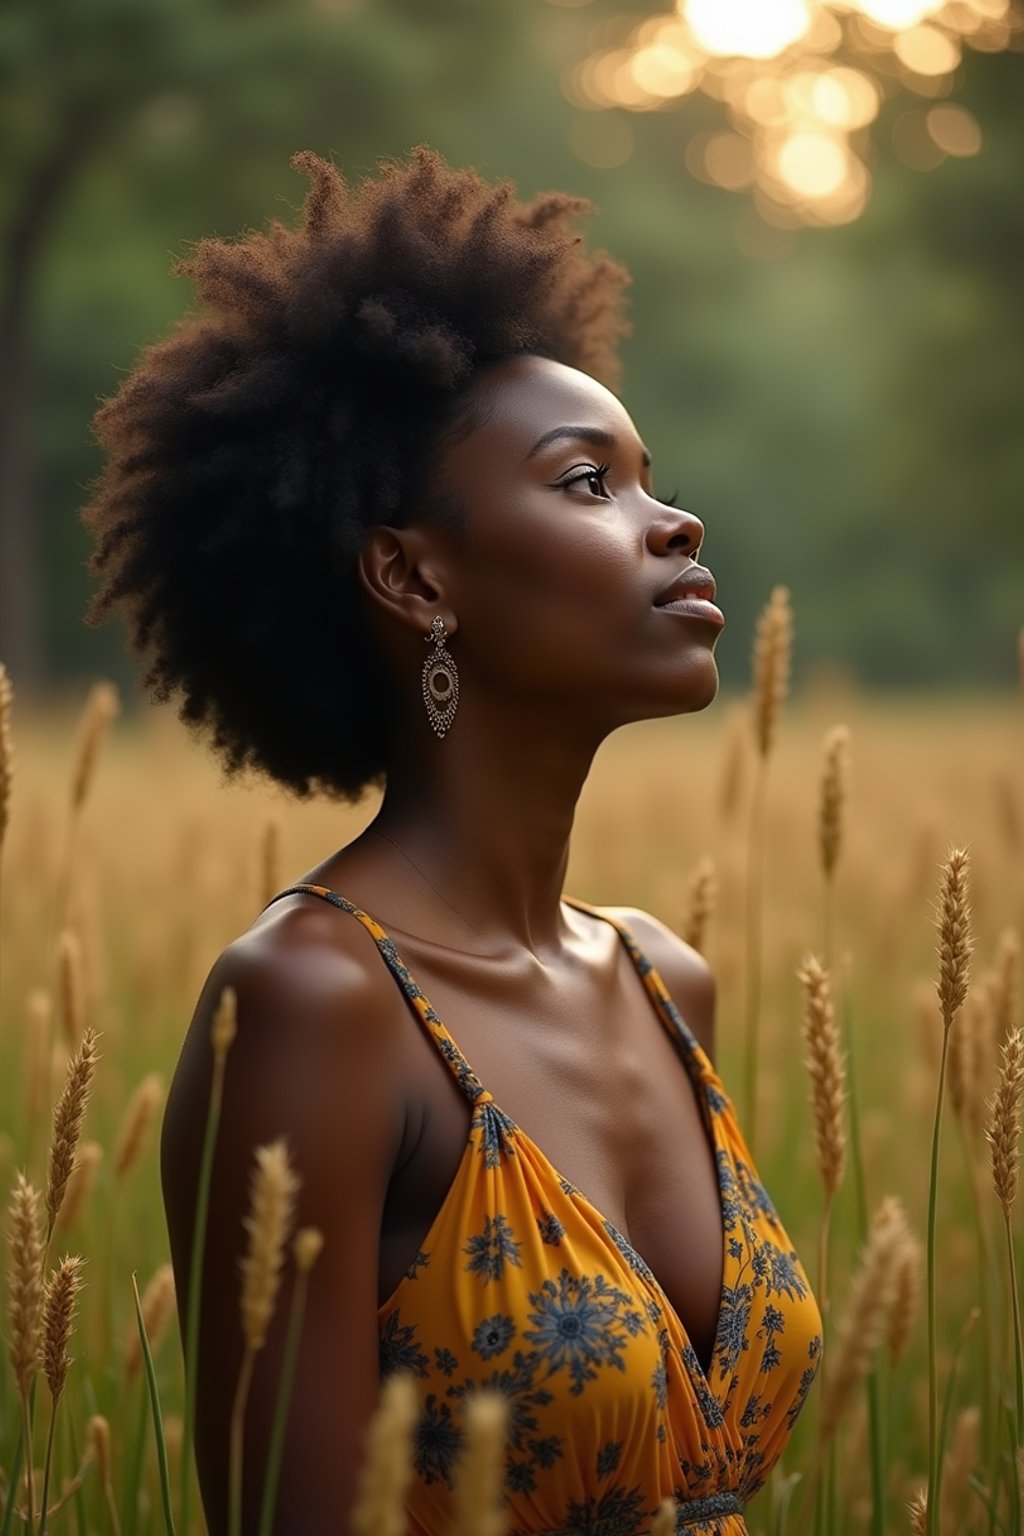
558, 0, 1017, 228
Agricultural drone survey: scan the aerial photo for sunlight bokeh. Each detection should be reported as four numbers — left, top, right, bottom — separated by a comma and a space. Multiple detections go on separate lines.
560, 0, 1019, 224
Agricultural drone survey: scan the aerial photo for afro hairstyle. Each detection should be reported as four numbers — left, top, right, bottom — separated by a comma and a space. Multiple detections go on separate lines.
81, 146, 632, 802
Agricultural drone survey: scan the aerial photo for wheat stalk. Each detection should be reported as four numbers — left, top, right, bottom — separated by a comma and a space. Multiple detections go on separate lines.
239, 1140, 301, 1354
113, 1071, 163, 1179
6, 1172, 44, 1527
681, 856, 716, 955
821, 1195, 908, 1443
935, 846, 973, 1031
230, 1138, 301, 1536
124, 1261, 176, 1382
988, 1027, 1024, 1214
449, 1389, 509, 1536
939, 1404, 980, 1533
350, 1372, 421, 1536
39, 1257, 86, 1533
926, 846, 973, 1532
717, 703, 748, 825
6, 1172, 44, 1394
887, 1229, 923, 1368
86, 1414, 122, 1536
798, 954, 847, 1205
41, 1252, 84, 1400
260, 816, 282, 910
46, 1025, 99, 1243
818, 724, 850, 885
649, 1497, 675, 1536
751, 585, 793, 760
744, 586, 793, 1151
69, 682, 120, 816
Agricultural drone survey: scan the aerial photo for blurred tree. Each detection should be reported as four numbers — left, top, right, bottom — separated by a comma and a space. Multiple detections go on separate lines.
0, 0, 521, 694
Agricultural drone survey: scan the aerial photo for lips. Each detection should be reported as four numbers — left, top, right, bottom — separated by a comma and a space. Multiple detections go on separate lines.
653, 564, 717, 606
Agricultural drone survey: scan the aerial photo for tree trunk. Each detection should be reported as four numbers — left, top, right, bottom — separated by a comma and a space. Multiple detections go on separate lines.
0, 116, 103, 698
0, 252, 43, 695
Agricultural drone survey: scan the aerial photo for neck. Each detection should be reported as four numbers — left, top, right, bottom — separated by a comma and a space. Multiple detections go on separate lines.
372, 700, 605, 953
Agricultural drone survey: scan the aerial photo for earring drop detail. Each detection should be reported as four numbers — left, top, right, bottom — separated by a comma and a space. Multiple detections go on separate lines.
422, 615, 459, 738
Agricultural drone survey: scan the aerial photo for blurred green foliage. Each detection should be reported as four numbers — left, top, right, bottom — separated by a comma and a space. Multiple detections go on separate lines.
2, 0, 1021, 700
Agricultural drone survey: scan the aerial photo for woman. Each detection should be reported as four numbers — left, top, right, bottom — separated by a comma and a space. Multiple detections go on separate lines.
82, 147, 821, 1536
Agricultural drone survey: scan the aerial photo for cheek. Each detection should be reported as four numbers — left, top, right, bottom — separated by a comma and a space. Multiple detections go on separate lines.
461, 509, 639, 630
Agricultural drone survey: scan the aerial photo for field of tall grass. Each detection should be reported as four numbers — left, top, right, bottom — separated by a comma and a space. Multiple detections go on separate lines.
0, 639, 1021, 1535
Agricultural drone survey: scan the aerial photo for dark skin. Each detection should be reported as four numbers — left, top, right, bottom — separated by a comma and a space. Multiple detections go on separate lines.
161, 353, 725, 1535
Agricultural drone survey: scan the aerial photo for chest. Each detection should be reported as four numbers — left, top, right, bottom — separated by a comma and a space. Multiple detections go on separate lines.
379, 939, 725, 1373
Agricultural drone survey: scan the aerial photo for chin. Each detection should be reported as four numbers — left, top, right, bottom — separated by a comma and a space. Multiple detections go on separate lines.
669, 653, 721, 715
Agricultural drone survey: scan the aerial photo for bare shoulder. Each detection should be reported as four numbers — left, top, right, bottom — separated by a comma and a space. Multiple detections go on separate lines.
159, 894, 414, 1533
604, 904, 717, 1063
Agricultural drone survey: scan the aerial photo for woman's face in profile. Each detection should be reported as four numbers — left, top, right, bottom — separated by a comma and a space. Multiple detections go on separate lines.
430, 353, 723, 730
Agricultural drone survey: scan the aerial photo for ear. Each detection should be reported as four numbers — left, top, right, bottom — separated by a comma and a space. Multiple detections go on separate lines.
357, 525, 457, 639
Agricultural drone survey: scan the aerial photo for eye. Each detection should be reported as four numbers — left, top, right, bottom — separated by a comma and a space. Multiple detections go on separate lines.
559, 462, 611, 498
658, 490, 680, 507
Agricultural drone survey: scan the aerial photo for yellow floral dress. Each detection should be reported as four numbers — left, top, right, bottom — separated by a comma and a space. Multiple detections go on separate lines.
261, 886, 822, 1535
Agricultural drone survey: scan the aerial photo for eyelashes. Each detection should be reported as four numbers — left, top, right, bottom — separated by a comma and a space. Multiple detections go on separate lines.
559, 463, 680, 508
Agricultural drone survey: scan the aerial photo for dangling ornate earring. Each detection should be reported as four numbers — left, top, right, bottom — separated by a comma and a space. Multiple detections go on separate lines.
421, 615, 459, 738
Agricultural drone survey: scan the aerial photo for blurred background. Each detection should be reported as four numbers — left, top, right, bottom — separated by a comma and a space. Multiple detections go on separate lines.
1, 0, 1022, 708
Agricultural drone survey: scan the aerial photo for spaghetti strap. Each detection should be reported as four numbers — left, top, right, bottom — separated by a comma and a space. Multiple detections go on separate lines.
260, 882, 491, 1108
258, 882, 821, 1534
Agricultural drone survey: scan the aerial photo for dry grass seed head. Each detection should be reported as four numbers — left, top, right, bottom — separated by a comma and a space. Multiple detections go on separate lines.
821, 1195, 908, 1441
239, 1138, 301, 1352
113, 1072, 163, 1178
86, 1414, 112, 1485
987, 1026, 1024, 1213
751, 586, 793, 760
46, 1026, 99, 1234
907, 1487, 927, 1534
797, 954, 847, 1201
41, 1253, 85, 1400
450, 1389, 509, 1536
69, 682, 119, 814
681, 855, 716, 955
211, 984, 237, 1063
260, 816, 281, 910
124, 1262, 176, 1381
25, 987, 52, 1131
935, 846, 973, 1029
887, 1229, 923, 1367
349, 1369, 420, 1536
717, 703, 748, 823
294, 1227, 324, 1273
6, 1173, 44, 1394
818, 724, 850, 882
940, 1404, 980, 1532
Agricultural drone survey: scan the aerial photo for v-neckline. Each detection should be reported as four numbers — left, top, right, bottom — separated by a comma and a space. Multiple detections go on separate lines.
388, 893, 731, 1399
262, 883, 731, 1401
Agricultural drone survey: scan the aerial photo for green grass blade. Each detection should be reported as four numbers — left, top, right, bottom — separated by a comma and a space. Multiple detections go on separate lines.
132, 1270, 177, 1536
181, 1056, 227, 1536
258, 1269, 310, 1536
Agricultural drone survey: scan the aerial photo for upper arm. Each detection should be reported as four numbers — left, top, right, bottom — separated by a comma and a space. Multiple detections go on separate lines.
609, 906, 717, 1064
160, 916, 408, 1536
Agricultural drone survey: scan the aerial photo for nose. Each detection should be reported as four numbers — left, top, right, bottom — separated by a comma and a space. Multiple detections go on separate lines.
644, 501, 704, 557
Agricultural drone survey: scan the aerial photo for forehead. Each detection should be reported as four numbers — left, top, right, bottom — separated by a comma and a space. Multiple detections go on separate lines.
449, 354, 644, 466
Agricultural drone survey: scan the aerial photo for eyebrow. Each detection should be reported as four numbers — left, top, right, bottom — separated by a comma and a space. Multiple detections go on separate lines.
525, 425, 652, 469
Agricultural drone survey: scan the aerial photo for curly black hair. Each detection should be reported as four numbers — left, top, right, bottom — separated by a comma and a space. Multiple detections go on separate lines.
81, 146, 632, 801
